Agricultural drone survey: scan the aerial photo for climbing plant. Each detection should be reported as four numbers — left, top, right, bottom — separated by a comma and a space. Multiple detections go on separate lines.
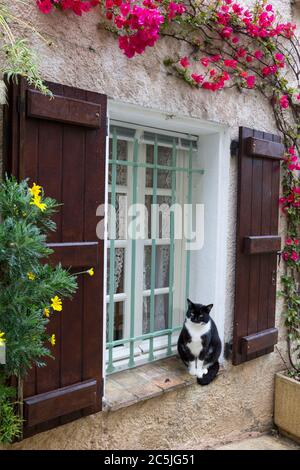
0, 1, 50, 99
36, 0, 300, 372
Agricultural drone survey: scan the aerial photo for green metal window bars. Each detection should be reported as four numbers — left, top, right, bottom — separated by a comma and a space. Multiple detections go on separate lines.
106, 124, 204, 373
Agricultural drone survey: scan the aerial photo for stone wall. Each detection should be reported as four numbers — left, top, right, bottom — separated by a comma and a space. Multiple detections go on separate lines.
0, 0, 295, 450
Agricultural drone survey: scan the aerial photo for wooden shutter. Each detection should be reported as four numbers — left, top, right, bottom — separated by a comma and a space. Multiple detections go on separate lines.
233, 127, 284, 365
3, 78, 107, 435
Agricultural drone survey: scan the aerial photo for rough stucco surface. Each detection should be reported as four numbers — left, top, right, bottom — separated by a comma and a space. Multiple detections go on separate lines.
0, 0, 296, 450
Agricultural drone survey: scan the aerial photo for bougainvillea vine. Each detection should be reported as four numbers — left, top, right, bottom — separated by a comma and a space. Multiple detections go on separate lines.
37, 0, 300, 370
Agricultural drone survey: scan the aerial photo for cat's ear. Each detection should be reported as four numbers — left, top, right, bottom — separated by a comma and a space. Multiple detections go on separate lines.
187, 299, 194, 309
206, 304, 213, 314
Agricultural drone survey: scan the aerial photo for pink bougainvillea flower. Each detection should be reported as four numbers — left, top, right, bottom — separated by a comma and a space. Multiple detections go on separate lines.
37, 0, 53, 14
180, 57, 190, 68
246, 75, 256, 88
237, 47, 246, 58
210, 54, 222, 63
282, 252, 289, 261
279, 95, 289, 109
221, 27, 233, 38
288, 146, 296, 155
168, 2, 186, 21
291, 251, 299, 262
120, 2, 130, 15
254, 50, 263, 60
232, 3, 243, 15
201, 57, 210, 67
191, 74, 204, 84
224, 59, 237, 69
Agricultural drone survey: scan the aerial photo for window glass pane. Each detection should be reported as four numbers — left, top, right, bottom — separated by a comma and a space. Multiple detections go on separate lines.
108, 193, 127, 240
145, 195, 172, 239
146, 145, 172, 189
106, 301, 124, 342
109, 139, 127, 185
107, 247, 125, 295
143, 294, 169, 334
146, 145, 172, 166
144, 245, 170, 290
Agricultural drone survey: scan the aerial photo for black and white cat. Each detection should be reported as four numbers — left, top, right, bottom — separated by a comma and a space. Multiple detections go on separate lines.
177, 299, 222, 386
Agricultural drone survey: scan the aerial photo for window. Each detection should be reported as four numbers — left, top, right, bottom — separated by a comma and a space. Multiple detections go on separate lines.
106, 123, 203, 373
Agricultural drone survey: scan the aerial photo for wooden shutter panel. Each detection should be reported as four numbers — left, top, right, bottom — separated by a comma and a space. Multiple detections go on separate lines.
3, 78, 107, 435
233, 127, 284, 365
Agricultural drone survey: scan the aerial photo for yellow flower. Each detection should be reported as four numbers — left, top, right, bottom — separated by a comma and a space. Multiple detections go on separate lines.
51, 296, 62, 312
49, 334, 56, 346
87, 268, 94, 276
0, 331, 5, 346
30, 195, 47, 212
44, 308, 50, 318
29, 182, 42, 198
27, 272, 36, 281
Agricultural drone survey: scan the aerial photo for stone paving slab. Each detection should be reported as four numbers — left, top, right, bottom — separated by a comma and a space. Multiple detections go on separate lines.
104, 356, 195, 411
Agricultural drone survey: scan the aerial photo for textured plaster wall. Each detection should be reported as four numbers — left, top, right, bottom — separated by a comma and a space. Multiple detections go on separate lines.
0, 0, 295, 450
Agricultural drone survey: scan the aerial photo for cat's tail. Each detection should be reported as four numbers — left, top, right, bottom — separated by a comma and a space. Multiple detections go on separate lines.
197, 362, 219, 386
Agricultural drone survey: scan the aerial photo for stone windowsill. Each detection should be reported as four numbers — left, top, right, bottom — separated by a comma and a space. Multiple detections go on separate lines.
103, 356, 199, 412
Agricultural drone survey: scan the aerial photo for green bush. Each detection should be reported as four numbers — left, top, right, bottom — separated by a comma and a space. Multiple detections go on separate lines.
0, 379, 22, 444
0, 176, 78, 442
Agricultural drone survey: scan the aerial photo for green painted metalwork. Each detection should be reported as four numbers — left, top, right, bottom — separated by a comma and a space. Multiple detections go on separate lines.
106, 129, 118, 374
167, 139, 177, 355
149, 136, 158, 361
128, 138, 139, 368
106, 325, 182, 349
106, 132, 199, 373
185, 142, 193, 305
108, 159, 204, 174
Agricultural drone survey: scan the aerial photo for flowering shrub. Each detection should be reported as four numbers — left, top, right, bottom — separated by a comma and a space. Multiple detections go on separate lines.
0, 177, 97, 441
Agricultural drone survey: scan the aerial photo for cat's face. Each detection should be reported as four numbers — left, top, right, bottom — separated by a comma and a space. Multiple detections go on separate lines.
186, 299, 213, 324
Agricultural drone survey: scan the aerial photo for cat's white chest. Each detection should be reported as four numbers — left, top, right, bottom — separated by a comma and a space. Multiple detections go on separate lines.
185, 319, 211, 357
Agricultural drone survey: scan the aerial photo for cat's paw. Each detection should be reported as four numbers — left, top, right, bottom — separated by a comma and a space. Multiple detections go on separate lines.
188, 363, 197, 376
196, 368, 208, 379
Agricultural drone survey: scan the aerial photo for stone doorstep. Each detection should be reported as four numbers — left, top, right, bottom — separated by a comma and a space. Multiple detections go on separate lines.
103, 356, 220, 412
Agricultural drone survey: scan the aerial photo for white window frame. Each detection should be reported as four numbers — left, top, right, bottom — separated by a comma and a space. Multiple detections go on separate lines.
103, 100, 231, 375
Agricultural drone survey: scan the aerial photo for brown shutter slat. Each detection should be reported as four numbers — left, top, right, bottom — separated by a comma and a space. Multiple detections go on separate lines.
27, 89, 102, 128
244, 236, 281, 254
47, 242, 99, 267
233, 127, 283, 365
4, 78, 107, 435
241, 328, 278, 356
246, 136, 284, 159
24, 379, 97, 427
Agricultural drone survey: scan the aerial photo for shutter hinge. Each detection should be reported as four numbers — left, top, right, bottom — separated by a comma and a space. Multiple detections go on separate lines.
230, 140, 239, 157
224, 341, 233, 360
277, 250, 282, 266
16, 96, 25, 114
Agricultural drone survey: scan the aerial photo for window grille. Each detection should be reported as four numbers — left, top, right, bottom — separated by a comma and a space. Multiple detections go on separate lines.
106, 123, 204, 373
